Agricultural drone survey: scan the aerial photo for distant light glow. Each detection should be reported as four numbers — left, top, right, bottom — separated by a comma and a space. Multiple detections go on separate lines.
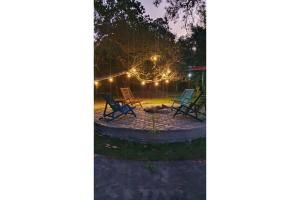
155, 82, 159, 86
127, 73, 131, 78
165, 80, 169, 84
141, 81, 145, 85
109, 77, 113, 82
132, 68, 136, 72
94, 81, 98, 86
188, 73, 192, 78
167, 69, 171, 74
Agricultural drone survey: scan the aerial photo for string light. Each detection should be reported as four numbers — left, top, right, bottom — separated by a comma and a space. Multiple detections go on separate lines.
94, 81, 98, 86
167, 69, 171, 74
141, 81, 145, 86
127, 73, 131, 78
109, 77, 113, 82
155, 82, 159, 86
151, 55, 158, 62
165, 80, 169, 84
132, 68, 136, 72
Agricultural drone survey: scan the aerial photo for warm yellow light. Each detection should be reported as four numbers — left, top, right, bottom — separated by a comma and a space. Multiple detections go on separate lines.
155, 82, 159, 86
141, 81, 145, 85
94, 81, 98, 86
167, 69, 171, 74
127, 73, 131, 78
109, 77, 113, 82
132, 68, 136, 72
165, 80, 169, 84
151, 55, 158, 62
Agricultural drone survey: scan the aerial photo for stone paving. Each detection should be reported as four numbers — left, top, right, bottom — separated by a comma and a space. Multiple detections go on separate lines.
94, 155, 206, 200
95, 106, 203, 131
94, 105, 206, 143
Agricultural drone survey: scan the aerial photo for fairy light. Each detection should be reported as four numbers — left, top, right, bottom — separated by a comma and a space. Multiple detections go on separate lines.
109, 77, 113, 82
94, 81, 98, 86
155, 82, 159, 86
141, 81, 145, 86
167, 69, 171, 74
165, 80, 169, 84
132, 68, 136, 72
127, 73, 131, 78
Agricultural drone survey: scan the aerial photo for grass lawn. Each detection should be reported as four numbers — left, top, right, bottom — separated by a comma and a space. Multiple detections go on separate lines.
95, 133, 206, 161
94, 97, 174, 112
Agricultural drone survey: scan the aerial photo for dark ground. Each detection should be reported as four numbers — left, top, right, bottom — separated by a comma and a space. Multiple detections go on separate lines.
94, 155, 206, 200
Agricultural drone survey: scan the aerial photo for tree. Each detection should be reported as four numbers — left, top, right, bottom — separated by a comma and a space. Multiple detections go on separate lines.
94, 0, 180, 79
153, 0, 206, 28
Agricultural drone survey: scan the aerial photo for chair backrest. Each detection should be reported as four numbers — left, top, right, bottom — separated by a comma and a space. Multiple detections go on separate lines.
120, 88, 133, 100
180, 89, 195, 105
101, 93, 121, 111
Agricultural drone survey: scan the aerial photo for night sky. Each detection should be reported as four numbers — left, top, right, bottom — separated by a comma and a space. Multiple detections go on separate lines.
139, 0, 189, 38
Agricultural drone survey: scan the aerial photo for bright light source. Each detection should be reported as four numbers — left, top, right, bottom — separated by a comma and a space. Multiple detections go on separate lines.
151, 55, 158, 62
192, 46, 197, 52
167, 69, 171, 74
155, 82, 159, 86
109, 77, 113, 82
165, 80, 169, 84
132, 68, 136, 72
94, 81, 98, 86
188, 73, 192, 78
127, 73, 131, 78
141, 81, 145, 85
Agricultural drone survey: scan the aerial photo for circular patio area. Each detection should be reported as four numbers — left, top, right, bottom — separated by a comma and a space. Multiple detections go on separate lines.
94, 106, 206, 144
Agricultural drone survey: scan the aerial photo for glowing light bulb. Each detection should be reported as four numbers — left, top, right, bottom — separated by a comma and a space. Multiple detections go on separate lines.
109, 77, 113, 82
167, 69, 171, 74
188, 73, 192, 78
127, 73, 131, 78
155, 82, 159, 86
94, 81, 98, 86
141, 81, 145, 85
165, 80, 169, 84
132, 68, 136, 72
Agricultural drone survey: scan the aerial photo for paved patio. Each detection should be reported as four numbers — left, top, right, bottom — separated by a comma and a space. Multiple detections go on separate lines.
94, 105, 206, 143
94, 155, 206, 200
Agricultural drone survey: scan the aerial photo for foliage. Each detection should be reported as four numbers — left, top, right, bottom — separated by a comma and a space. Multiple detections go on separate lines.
94, 0, 180, 78
177, 26, 206, 89
153, 0, 206, 28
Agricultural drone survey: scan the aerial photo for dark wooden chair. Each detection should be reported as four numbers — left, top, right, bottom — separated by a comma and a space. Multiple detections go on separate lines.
173, 93, 206, 121
120, 87, 143, 108
100, 93, 136, 121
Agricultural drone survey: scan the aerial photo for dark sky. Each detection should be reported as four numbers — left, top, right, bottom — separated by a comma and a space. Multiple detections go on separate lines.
139, 0, 188, 38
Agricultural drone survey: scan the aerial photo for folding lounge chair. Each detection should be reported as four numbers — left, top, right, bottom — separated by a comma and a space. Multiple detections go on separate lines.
120, 87, 143, 108
173, 93, 206, 121
100, 93, 136, 121
171, 89, 195, 109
